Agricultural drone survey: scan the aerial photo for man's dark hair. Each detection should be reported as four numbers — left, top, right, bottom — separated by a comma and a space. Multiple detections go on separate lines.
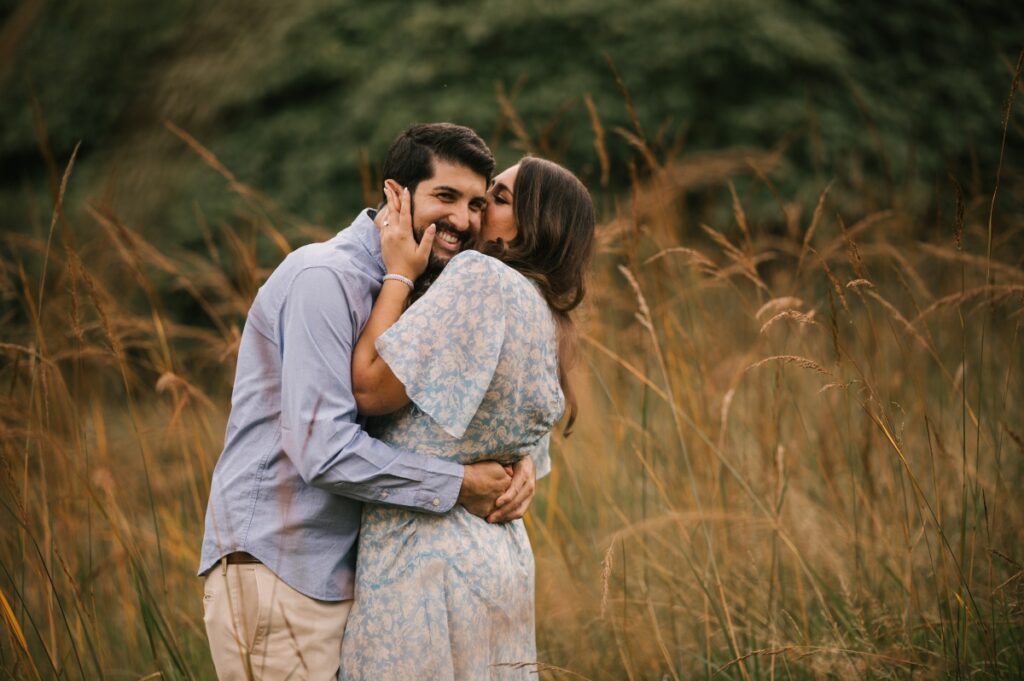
380, 123, 495, 203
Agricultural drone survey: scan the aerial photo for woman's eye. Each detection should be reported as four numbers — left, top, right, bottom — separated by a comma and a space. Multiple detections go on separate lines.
493, 195, 507, 205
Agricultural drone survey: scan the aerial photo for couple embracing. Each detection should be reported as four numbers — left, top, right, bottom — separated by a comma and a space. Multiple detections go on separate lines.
199, 122, 595, 680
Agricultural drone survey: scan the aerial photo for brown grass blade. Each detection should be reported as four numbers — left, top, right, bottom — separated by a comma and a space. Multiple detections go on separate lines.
745, 355, 831, 376
584, 93, 611, 188
759, 309, 817, 334
797, 179, 833, 273
755, 296, 805, 320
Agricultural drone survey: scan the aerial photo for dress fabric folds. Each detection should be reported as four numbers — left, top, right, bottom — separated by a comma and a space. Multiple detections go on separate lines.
340, 251, 562, 681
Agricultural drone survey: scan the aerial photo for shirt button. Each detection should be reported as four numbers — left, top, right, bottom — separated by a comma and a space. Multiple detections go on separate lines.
432, 498, 441, 507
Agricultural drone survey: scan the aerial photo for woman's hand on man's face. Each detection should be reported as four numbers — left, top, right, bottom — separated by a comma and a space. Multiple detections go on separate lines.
379, 185, 435, 281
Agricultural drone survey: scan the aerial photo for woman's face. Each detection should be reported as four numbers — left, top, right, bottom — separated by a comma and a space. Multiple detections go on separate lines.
481, 164, 519, 243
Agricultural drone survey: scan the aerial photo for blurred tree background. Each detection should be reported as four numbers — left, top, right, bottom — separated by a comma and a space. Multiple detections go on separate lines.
2, 0, 1021, 248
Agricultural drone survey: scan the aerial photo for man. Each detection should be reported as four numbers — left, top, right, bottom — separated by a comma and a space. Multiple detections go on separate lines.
199, 123, 541, 680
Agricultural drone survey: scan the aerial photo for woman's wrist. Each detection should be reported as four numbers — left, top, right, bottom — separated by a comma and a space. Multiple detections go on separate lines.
379, 278, 413, 303
382, 273, 415, 289
381, 261, 422, 280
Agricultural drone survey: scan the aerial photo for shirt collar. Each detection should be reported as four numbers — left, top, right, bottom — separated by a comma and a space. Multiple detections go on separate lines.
341, 208, 386, 278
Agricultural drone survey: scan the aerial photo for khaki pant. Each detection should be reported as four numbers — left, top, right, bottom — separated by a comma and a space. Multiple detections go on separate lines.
203, 562, 352, 681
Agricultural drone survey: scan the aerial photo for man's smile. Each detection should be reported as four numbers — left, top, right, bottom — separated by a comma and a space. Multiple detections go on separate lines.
433, 223, 467, 254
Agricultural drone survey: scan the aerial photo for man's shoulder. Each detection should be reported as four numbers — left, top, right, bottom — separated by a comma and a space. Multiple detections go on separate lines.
265, 237, 373, 295
286, 237, 354, 270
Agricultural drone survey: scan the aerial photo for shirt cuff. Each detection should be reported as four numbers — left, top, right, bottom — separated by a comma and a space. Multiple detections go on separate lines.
371, 455, 463, 514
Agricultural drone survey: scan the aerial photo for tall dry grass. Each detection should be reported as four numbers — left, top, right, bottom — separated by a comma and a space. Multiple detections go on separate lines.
2, 80, 1023, 679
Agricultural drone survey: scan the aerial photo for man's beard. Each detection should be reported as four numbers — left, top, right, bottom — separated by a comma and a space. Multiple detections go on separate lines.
416, 217, 468, 271
405, 194, 467, 271
411, 216, 469, 301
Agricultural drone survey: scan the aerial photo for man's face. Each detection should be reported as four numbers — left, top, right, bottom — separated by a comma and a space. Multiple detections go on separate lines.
408, 159, 488, 270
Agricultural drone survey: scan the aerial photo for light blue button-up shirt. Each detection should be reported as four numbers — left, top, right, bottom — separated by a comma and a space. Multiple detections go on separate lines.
198, 209, 465, 601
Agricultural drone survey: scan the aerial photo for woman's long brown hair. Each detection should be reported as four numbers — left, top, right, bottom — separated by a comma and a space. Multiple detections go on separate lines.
481, 156, 595, 435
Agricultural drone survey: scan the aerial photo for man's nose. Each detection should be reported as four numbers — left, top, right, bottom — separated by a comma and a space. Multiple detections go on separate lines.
448, 204, 471, 231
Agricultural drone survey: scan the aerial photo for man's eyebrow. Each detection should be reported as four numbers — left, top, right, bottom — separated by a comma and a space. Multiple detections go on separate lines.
432, 185, 462, 196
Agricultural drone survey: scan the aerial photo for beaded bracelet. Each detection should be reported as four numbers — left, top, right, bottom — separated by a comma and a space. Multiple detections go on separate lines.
382, 273, 415, 289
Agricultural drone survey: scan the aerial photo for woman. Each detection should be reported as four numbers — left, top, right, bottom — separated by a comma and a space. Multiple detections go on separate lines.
340, 157, 595, 680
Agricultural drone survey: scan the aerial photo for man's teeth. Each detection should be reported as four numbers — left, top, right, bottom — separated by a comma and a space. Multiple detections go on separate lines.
438, 231, 460, 245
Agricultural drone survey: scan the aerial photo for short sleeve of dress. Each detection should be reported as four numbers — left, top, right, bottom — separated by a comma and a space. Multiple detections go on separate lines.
524, 434, 551, 479
376, 251, 507, 439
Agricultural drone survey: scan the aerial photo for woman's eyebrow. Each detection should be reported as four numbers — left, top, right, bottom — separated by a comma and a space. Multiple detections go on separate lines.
491, 181, 512, 196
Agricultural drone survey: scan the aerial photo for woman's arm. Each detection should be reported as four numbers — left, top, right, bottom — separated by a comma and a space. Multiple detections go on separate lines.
351, 279, 413, 415
352, 185, 436, 415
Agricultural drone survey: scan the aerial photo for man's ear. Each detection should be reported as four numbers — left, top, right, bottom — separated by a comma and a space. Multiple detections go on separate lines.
383, 179, 404, 202
378, 178, 404, 209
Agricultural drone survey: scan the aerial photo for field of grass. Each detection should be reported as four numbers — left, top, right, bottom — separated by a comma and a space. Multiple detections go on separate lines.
2, 91, 1023, 679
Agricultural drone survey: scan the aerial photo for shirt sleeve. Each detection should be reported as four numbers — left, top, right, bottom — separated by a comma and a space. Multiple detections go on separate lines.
375, 251, 506, 439
278, 266, 464, 513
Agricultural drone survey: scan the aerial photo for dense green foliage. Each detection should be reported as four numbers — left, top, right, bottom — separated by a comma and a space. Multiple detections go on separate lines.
1, 0, 1022, 240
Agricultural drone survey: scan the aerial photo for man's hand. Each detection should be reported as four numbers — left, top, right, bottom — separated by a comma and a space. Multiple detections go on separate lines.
487, 456, 536, 524
458, 461, 512, 519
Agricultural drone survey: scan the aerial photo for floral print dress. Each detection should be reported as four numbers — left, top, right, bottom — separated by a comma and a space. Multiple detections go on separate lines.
339, 250, 562, 680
